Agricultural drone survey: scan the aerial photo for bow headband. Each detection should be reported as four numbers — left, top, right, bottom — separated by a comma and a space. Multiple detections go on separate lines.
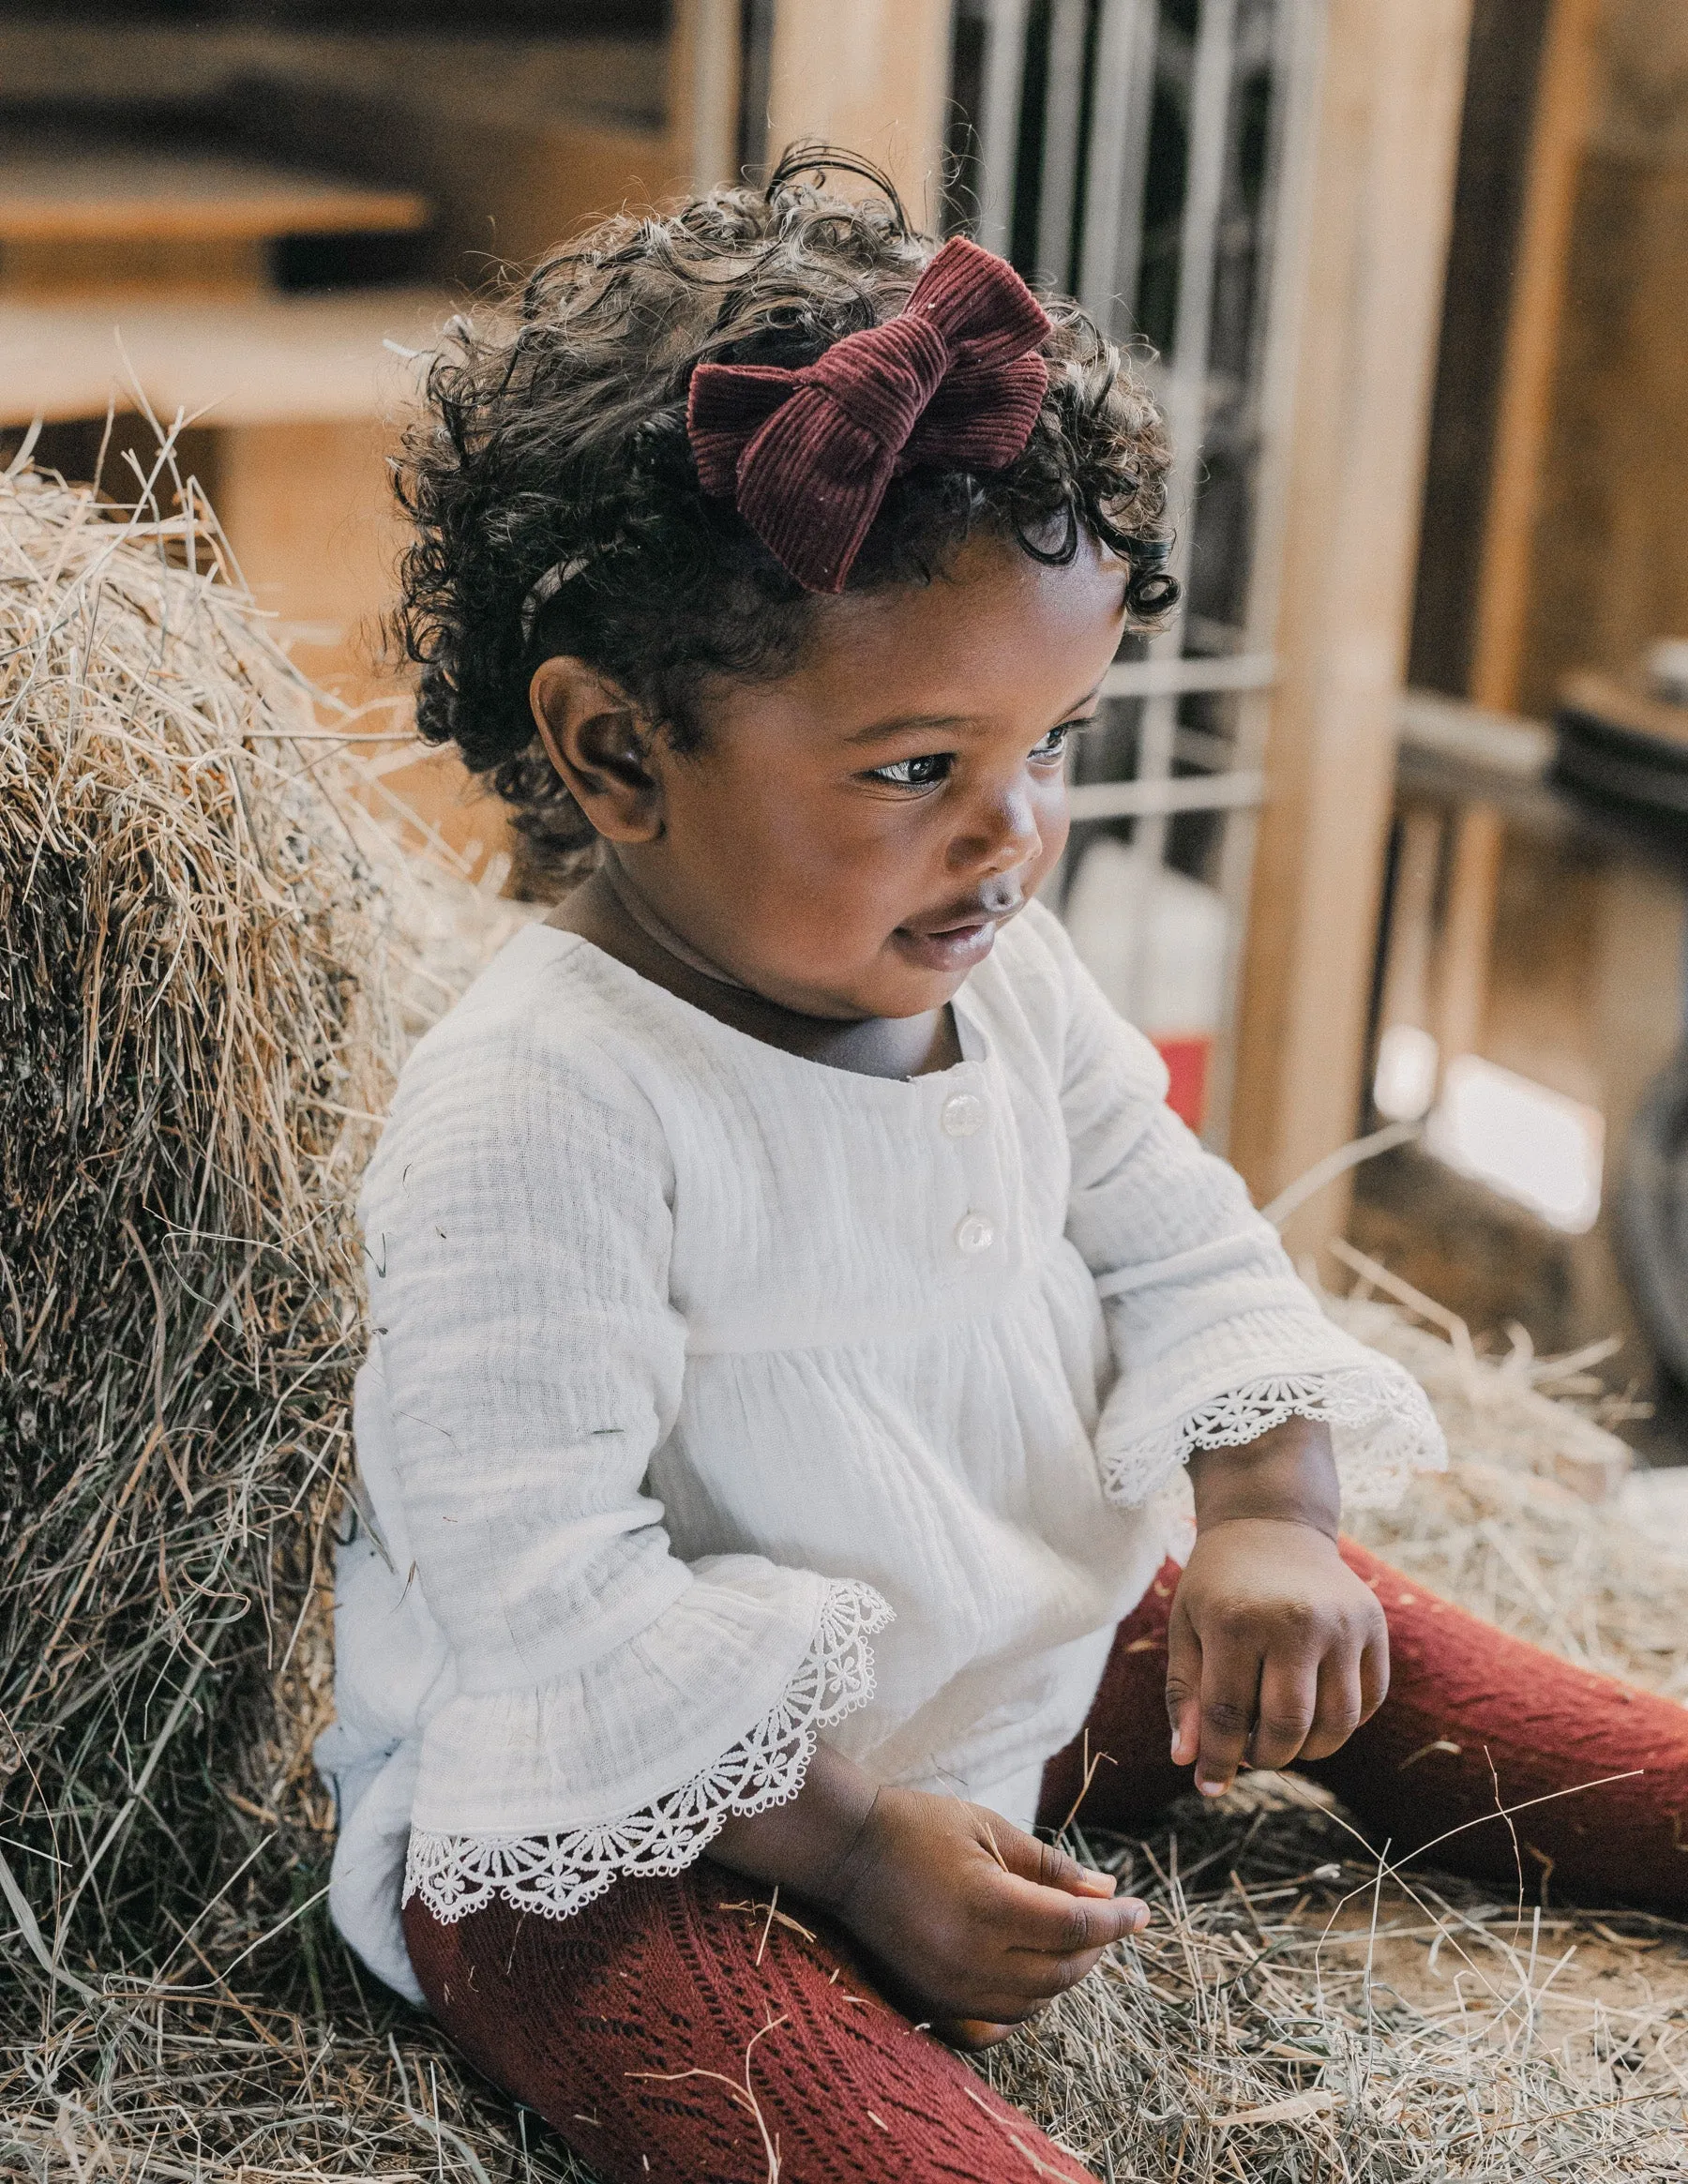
686, 236, 1052, 595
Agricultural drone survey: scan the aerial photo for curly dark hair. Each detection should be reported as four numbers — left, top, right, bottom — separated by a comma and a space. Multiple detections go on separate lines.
392, 146, 1178, 886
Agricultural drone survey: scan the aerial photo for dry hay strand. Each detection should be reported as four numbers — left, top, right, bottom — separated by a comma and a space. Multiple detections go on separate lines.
5, 440, 1688, 2181
1331, 1288, 1688, 1704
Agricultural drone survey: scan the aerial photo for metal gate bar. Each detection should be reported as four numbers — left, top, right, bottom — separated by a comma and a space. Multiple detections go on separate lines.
1035, 0, 1089, 287
1126, 0, 1244, 1016
1078, 0, 1159, 321
975, 0, 1031, 257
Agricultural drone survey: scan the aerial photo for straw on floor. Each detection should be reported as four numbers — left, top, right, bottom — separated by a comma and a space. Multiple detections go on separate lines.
3, 448, 1686, 2183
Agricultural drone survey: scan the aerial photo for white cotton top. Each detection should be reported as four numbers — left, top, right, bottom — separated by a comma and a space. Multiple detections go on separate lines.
315, 902, 1443, 2002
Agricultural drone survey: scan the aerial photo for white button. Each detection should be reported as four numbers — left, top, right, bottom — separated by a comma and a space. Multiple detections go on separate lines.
955, 1212, 995, 1256
941, 1092, 985, 1139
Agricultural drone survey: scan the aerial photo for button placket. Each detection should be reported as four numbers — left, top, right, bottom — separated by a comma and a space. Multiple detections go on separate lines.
935, 1063, 1005, 1265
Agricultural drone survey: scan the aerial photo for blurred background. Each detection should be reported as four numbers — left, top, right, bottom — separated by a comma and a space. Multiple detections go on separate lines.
5, 0, 1688, 1444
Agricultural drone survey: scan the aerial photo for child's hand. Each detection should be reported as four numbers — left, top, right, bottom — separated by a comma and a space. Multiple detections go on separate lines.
1168, 1517, 1389, 1794
1174, 1417, 1390, 1796
827, 1786, 1149, 2041
710, 1745, 1147, 2041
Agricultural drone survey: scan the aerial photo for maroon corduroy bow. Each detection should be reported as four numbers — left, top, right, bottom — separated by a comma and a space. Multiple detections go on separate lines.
686, 237, 1052, 595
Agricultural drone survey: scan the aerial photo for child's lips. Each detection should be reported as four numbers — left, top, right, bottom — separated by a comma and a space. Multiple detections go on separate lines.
892, 909, 1009, 973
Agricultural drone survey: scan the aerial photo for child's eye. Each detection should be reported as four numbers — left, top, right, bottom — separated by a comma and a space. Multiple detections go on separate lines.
863, 718, 1084, 790
1030, 722, 1077, 763
864, 752, 955, 789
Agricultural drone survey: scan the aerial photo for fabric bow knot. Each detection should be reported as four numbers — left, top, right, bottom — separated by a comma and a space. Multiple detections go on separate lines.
686, 236, 1052, 595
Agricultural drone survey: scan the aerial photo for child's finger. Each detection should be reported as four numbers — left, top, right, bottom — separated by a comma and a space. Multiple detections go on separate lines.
989, 1870, 1150, 1957
1298, 1643, 1366, 1761
998, 1940, 1117, 2002
1195, 1641, 1263, 1795
1165, 1594, 1204, 1767
1359, 1613, 1391, 1721
993, 1828, 1119, 1899
1250, 1647, 1321, 1771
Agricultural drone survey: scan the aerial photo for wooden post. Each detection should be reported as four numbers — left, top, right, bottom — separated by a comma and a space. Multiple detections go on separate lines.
669, 0, 744, 193
215, 418, 404, 706
1427, 0, 1602, 1076
1228, 0, 1473, 1247
764, 0, 955, 231
1433, 799, 1507, 1064
1378, 805, 1446, 1042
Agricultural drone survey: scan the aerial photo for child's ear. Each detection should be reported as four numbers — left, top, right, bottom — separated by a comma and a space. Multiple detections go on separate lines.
530, 657, 664, 842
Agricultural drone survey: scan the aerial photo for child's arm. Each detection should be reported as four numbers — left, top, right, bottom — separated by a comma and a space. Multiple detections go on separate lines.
712, 1743, 1147, 2042
1029, 907, 1440, 1787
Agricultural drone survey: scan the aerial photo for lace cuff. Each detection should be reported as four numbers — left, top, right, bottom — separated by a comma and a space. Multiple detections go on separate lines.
1099, 1361, 1444, 1514
401, 1578, 892, 1926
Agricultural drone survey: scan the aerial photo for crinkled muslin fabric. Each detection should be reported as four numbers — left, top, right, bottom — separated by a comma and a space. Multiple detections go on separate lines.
314, 902, 1443, 1999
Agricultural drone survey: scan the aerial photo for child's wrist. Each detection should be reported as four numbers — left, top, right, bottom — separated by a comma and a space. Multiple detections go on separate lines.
709, 1741, 882, 1905
1187, 1416, 1341, 1539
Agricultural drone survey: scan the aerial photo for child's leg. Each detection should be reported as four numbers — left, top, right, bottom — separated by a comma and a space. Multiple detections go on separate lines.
402, 1858, 1095, 2184
1302, 1538, 1688, 1905
1041, 1543, 1688, 1912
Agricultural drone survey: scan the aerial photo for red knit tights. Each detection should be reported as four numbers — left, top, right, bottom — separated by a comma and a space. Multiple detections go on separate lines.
404, 1539, 1688, 2184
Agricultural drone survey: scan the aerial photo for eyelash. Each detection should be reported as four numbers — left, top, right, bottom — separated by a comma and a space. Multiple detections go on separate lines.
865, 720, 1079, 791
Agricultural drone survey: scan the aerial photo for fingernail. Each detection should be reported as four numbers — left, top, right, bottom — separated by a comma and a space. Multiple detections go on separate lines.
1197, 1777, 1227, 1797
1078, 1873, 1117, 1896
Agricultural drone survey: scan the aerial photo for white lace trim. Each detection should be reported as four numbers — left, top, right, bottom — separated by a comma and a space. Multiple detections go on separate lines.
401, 1578, 893, 1926
1100, 1363, 1444, 1513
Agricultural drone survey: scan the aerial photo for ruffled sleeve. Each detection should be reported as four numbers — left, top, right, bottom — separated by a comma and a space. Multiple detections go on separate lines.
1047, 918, 1444, 1512
343, 979, 890, 1951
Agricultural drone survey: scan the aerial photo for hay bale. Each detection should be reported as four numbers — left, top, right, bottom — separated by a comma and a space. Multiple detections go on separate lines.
0, 453, 543, 2179
1332, 1290, 1688, 1701
0, 453, 392, 1972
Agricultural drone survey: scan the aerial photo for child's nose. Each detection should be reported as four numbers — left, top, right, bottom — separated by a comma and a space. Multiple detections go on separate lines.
954, 781, 1043, 875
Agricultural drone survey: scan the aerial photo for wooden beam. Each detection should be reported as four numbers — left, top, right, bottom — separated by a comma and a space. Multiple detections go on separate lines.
1228, 0, 1474, 1247
0, 287, 447, 428
1469, 0, 1603, 714
764, 0, 955, 232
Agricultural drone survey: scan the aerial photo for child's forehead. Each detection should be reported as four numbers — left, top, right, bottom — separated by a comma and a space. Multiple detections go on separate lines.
714, 535, 1128, 740
807, 533, 1127, 669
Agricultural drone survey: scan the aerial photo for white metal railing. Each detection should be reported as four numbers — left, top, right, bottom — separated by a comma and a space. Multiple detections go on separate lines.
960, 0, 1326, 1144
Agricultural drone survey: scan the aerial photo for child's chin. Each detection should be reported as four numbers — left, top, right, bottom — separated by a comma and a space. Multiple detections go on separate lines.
863, 959, 976, 1020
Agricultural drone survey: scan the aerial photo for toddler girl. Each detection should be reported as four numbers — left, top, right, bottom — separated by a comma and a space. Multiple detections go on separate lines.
317, 156, 1688, 2184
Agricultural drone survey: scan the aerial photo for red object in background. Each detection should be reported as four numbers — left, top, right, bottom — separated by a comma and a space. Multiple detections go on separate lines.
1154, 1035, 1211, 1132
